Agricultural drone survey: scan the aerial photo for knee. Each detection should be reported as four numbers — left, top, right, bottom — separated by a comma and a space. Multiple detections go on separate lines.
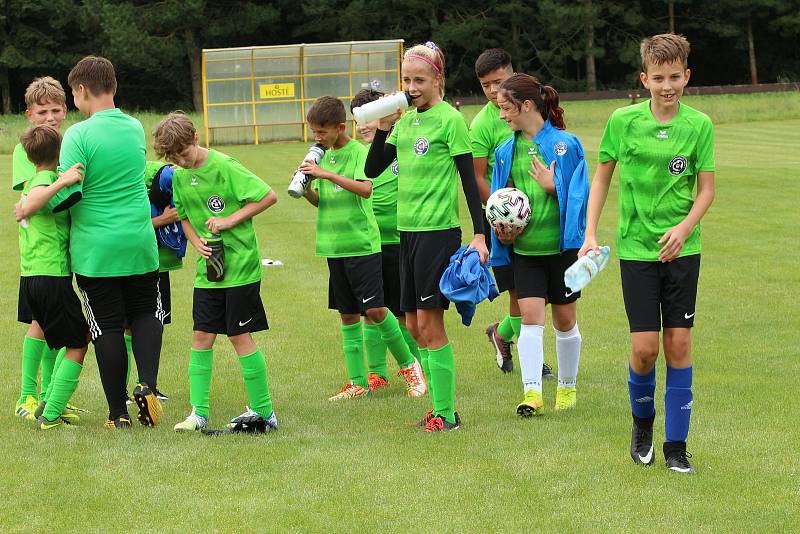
631, 343, 659, 368
192, 331, 216, 350
364, 308, 386, 324
664, 330, 692, 366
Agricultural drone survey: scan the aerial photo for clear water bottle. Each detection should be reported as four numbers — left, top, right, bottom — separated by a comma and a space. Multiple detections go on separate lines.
564, 246, 611, 295
206, 234, 225, 282
352, 92, 411, 124
288, 143, 326, 198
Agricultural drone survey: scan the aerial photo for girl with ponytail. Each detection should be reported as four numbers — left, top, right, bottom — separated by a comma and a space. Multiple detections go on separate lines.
488, 73, 589, 417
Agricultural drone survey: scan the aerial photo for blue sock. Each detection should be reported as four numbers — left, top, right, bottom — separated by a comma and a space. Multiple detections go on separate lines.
628, 366, 656, 420
665, 365, 693, 442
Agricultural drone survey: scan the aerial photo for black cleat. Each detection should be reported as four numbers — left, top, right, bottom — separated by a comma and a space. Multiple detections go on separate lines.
104, 414, 132, 429
486, 322, 514, 373
202, 408, 277, 436
133, 383, 162, 427
154, 388, 169, 401
630, 415, 655, 466
542, 362, 555, 380
664, 441, 695, 474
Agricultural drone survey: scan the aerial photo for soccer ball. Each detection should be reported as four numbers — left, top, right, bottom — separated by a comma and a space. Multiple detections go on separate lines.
485, 187, 532, 231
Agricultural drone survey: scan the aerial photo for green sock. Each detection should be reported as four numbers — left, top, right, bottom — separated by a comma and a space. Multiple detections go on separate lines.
497, 314, 516, 342
42, 359, 82, 422
399, 325, 420, 360
340, 322, 367, 388
19, 336, 46, 403
43, 348, 67, 402
419, 347, 432, 397
39, 347, 58, 401
363, 323, 388, 379
428, 344, 456, 424
374, 312, 414, 369
189, 349, 213, 419
510, 316, 522, 338
239, 349, 273, 418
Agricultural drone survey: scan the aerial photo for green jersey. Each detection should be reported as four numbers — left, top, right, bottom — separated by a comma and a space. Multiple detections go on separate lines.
144, 161, 183, 272
53, 108, 158, 277
314, 139, 381, 258
598, 100, 715, 261
510, 135, 561, 256
173, 149, 271, 289
470, 102, 513, 191
19, 171, 71, 276
12, 142, 35, 191
387, 101, 472, 232
370, 150, 399, 245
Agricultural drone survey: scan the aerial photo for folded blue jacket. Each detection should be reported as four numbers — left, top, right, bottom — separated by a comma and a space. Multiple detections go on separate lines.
149, 165, 187, 259
489, 120, 589, 267
439, 245, 499, 326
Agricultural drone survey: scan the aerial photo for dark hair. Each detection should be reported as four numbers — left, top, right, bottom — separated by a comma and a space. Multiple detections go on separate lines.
20, 124, 62, 167
307, 96, 346, 126
68, 55, 117, 96
475, 48, 513, 78
499, 74, 565, 130
350, 89, 385, 113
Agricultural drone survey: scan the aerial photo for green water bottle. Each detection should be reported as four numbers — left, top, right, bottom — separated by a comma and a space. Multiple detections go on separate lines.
206, 234, 224, 282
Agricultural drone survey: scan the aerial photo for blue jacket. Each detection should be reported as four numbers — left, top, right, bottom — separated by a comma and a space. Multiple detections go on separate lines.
488, 120, 589, 267
439, 245, 499, 326
149, 165, 187, 259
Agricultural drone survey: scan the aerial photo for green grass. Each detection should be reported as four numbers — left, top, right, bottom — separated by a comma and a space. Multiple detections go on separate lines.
1, 93, 799, 531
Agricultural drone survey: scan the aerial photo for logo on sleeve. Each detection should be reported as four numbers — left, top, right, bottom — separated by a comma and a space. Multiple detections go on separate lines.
413, 137, 429, 156
668, 156, 688, 175
554, 141, 567, 156
391, 161, 399, 175
207, 195, 225, 213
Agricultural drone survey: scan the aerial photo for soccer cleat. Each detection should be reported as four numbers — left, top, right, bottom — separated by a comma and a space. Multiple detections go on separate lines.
367, 373, 390, 392
65, 402, 88, 413
154, 388, 169, 401
486, 323, 513, 373
15, 395, 38, 421
174, 408, 208, 432
133, 383, 163, 427
35, 401, 81, 424
405, 409, 461, 428
201, 407, 278, 435
125, 395, 134, 406
36, 415, 63, 431
328, 383, 370, 401
664, 442, 695, 474
542, 362, 555, 380
34, 400, 46, 419
398, 358, 427, 397
554, 386, 577, 411
516, 390, 544, 417
422, 415, 460, 433
104, 415, 132, 429
630, 415, 656, 466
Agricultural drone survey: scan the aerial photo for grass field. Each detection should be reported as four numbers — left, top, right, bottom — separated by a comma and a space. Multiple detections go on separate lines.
1, 93, 799, 532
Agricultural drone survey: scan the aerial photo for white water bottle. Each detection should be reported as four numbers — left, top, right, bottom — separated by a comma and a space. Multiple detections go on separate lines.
564, 246, 611, 294
288, 143, 326, 198
352, 92, 411, 124
19, 195, 29, 229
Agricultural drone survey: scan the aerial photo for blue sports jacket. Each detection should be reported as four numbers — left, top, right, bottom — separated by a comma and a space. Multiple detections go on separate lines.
439, 245, 499, 326
488, 120, 589, 267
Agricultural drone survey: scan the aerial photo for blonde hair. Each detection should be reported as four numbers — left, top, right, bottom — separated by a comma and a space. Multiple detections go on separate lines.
640, 33, 690, 72
403, 42, 446, 96
24, 76, 66, 109
20, 124, 62, 167
153, 111, 197, 161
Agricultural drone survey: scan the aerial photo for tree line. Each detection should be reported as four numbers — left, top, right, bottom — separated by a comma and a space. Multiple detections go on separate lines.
1, 0, 798, 113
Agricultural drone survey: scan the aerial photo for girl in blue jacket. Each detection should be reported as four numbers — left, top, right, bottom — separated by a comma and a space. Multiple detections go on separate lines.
489, 73, 589, 416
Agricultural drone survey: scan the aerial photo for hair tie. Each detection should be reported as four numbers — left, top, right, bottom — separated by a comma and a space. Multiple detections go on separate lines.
539, 85, 545, 97
425, 41, 438, 50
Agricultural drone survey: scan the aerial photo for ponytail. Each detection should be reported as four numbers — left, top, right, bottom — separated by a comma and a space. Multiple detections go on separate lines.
541, 85, 566, 129
499, 74, 566, 130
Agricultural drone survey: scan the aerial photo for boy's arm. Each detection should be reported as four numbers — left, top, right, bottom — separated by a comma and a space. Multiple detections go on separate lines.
473, 157, 491, 203
578, 160, 616, 257
15, 164, 84, 220
181, 219, 212, 259
153, 206, 180, 229
302, 181, 319, 207
658, 170, 715, 263
298, 160, 372, 198
205, 190, 277, 234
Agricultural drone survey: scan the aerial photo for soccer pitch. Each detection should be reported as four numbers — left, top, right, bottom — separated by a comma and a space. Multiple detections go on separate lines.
1, 93, 798, 531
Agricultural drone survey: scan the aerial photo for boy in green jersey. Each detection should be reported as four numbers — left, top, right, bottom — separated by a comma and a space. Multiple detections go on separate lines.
13, 124, 88, 430
580, 34, 716, 474
349, 89, 421, 392
299, 96, 426, 401
154, 112, 279, 433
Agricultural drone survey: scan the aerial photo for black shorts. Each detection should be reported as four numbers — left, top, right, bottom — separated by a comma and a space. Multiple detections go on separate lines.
381, 244, 403, 317
620, 254, 700, 332
193, 281, 269, 336
513, 250, 580, 305
19, 276, 88, 349
157, 271, 172, 325
17, 280, 32, 324
484, 222, 515, 293
400, 228, 461, 312
327, 253, 386, 314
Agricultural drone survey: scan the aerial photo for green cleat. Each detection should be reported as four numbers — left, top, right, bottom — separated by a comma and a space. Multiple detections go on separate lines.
35, 401, 81, 424
36, 415, 63, 431
516, 390, 544, 417
15, 395, 38, 422
174, 409, 208, 433
554, 386, 577, 411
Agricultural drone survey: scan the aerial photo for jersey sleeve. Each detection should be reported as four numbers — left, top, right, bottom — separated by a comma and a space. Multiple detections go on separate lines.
25, 173, 61, 213
386, 120, 399, 146
695, 117, 716, 172
447, 113, 472, 157
227, 157, 270, 203
469, 113, 491, 158
49, 126, 84, 209
172, 170, 187, 219
12, 143, 34, 191
598, 112, 621, 163
353, 144, 370, 181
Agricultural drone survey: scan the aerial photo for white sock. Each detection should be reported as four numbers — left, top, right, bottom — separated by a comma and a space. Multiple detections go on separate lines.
555, 322, 582, 388
518, 324, 544, 393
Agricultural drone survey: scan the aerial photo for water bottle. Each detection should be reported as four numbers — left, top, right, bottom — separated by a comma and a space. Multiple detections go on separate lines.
564, 246, 611, 294
206, 234, 225, 282
19, 195, 29, 229
288, 143, 326, 198
352, 92, 411, 124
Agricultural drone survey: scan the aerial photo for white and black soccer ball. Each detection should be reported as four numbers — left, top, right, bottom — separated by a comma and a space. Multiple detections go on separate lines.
485, 187, 532, 231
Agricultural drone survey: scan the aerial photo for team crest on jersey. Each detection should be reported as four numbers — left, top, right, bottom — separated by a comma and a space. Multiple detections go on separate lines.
391, 161, 399, 175
207, 195, 225, 213
414, 137, 429, 156
668, 155, 688, 176
554, 141, 567, 156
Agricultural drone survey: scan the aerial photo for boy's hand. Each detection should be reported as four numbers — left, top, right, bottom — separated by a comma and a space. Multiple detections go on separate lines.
205, 216, 233, 234
13, 200, 25, 222
494, 221, 522, 246
469, 233, 489, 264
530, 158, 556, 195
58, 163, 84, 186
658, 222, 691, 262
194, 237, 213, 259
298, 161, 327, 179
578, 235, 600, 258
159, 206, 180, 225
